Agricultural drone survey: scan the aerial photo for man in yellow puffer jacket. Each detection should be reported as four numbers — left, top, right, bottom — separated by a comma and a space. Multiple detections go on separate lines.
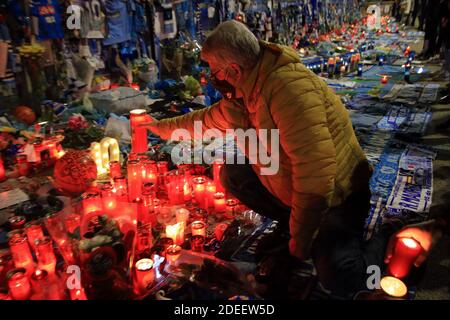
146, 20, 372, 253
142, 21, 381, 295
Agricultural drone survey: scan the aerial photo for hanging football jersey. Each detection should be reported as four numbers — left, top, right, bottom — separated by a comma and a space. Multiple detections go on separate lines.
103, 0, 131, 46
80, 0, 106, 39
30, 0, 64, 40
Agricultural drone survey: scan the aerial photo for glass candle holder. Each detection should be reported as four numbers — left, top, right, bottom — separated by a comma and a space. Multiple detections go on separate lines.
205, 181, 216, 209
380, 276, 408, 298
64, 213, 81, 234
0, 157, 6, 181
133, 198, 146, 225
165, 245, 182, 265
190, 208, 208, 223
387, 237, 422, 279
127, 159, 143, 201
8, 234, 34, 275
137, 224, 153, 254
113, 175, 128, 201
142, 160, 158, 185
193, 176, 206, 208
175, 208, 190, 227
213, 192, 226, 213
191, 221, 206, 237
35, 237, 56, 275
142, 182, 155, 207
109, 161, 122, 179
157, 161, 169, 186
166, 171, 185, 205
24, 222, 44, 250
190, 235, 205, 253
130, 109, 149, 154
16, 154, 29, 176
7, 268, 31, 300
225, 199, 238, 218
8, 216, 26, 230
165, 222, 185, 246
212, 160, 224, 192
81, 191, 103, 215
134, 258, 155, 293
101, 183, 117, 211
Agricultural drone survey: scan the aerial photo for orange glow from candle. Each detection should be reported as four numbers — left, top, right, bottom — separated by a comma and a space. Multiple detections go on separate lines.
205, 181, 216, 208
166, 222, 185, 245
214, 192, 226, 213
0, 157, 6, 181
82, 191, 103, 215
388, 237, 422, 278
130, 109, 149, 154
191, 220, 206, 237
380, 276, 407, 298
8, 269, 31, 300
134, 258, 155, 293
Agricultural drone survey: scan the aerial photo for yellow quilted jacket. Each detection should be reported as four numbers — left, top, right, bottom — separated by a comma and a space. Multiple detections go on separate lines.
155, 41, 371, 258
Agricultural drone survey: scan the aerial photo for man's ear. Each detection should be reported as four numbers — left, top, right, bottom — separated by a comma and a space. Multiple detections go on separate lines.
229, 63, 242, 82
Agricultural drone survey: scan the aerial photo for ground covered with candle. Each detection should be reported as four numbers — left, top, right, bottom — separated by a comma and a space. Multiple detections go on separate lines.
0, 1, 449, 301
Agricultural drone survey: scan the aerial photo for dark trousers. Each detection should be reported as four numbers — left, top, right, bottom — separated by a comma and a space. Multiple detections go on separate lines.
220, 162, 392, 298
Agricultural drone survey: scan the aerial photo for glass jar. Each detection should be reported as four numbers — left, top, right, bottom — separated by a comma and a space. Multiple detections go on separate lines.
35, 237, 56, 275
8, 234, 34, 274
7, 268, 31, 300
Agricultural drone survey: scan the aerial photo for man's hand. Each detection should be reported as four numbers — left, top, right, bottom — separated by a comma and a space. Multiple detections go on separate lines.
384, 219, 442, 267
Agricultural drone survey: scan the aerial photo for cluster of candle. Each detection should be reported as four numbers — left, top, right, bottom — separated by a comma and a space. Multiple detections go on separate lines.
326, 53, 361, 78
5, 223, 59, 300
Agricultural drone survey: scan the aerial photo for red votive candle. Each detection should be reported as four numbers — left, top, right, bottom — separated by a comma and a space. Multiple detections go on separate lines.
166, 222, 185, 246
70, 288, 87, 300
193, 176, 206, 207
0, 157, 6, 181
190, 235, 205, 252
34, 237, 56, 275
214, 192, 226, 213
191, 220, 206, 237
109, 161, 122, 179
205, 181, 216, 209
137, 223, 153, 253
130, 109, 149, 154
16, 154, 29, 176
225, 199, 238, 218
9, 216, 26, 230
142, 160, 158, 185
9, 234, 35, 275
127, 160, 143, 201
213, 160, 224, 192
166, 245, 182, 265
134, 258, 155, 293
7, 268, 31, 300
388, 237, 423, 278
157, 161, 169, 186
82, 191, 103, 215
101, 183, 117, 211
113, 176, 128, 202
24, 222, 44, 250
381, 75, 388, 84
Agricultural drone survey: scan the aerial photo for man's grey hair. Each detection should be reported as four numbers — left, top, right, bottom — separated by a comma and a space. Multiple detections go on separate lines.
202, 20, 260, 69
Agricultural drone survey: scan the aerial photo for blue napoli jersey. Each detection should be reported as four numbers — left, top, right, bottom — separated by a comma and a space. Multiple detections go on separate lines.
30, 0, 64, 40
